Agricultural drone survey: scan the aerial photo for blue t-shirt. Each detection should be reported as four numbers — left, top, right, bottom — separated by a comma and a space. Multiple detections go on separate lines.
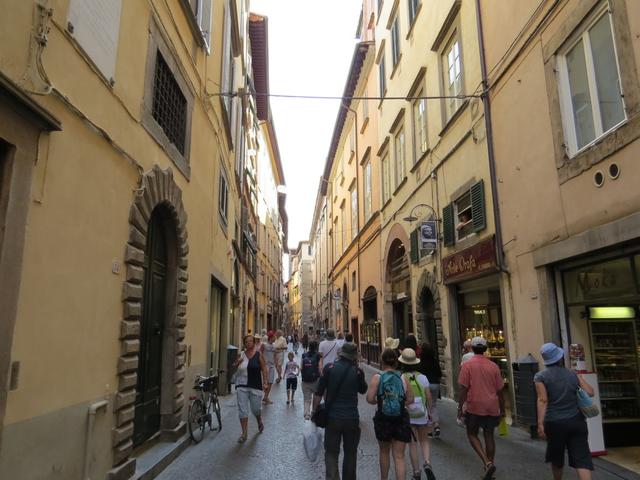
534, 365, 580, 421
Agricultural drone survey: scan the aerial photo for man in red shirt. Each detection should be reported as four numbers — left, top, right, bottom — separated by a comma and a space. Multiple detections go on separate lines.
458, 337, 505, 480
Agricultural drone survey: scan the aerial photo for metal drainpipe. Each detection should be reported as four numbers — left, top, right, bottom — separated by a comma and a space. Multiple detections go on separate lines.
475, 0, 506, 270
343, 103, 361, 338
83, 399, 109, 480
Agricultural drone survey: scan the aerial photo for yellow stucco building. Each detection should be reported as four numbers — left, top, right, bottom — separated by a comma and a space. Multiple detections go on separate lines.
0, 1, 286, 479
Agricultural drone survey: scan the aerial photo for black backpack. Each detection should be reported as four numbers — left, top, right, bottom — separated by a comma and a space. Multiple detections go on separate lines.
301, 352, 320, 382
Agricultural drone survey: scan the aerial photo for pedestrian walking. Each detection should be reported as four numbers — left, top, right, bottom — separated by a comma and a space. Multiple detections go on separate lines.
457, 337, 505, 480
318, 328, 339, 372
534, 343, 595, 480
284, 351, 300, 405
294, 332, 300, 352
301, 340, 321, 419
232, 334, 268, 443
275, 329, 287, 382
313, 343, 367, 480
399, 348, 436, 480
367, 348, 414, 480
261, 331, 277, 404
302, 332, 309, 352
461, 339, 474, 364
336, 331, 346, 349
402, 334, 419, 354
419, 342, 442, 438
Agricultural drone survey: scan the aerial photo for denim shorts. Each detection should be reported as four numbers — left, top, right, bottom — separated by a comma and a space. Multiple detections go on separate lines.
236, 387, 263, 419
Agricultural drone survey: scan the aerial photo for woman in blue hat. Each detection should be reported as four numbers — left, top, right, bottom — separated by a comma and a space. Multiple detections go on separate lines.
534, 343, 595, 480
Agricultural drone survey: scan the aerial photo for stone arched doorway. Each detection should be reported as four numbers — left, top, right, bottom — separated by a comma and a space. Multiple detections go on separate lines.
361, 286, 381, 365
385, 238, 411, 340
112, 166, 188, 477
415, 270, 446, 390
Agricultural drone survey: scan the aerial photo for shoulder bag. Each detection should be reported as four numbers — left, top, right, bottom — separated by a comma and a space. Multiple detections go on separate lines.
312, 365, 352, 428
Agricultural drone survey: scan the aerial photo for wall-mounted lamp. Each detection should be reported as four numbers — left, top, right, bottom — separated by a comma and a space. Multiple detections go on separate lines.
402, 203, 439, 223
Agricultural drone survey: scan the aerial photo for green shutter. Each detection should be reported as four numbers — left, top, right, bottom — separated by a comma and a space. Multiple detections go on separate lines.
410, 229, 419, 264
443, 203, 454, 246
471, 179, 486, 232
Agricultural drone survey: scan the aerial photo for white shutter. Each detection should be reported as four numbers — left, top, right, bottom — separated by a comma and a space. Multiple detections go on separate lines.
197, 0, 212, 54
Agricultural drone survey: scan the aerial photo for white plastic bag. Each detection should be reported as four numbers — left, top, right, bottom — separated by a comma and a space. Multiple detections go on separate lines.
303, 420, 323, 462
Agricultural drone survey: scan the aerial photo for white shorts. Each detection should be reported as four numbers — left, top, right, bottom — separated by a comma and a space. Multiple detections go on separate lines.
236, 387, 263, 419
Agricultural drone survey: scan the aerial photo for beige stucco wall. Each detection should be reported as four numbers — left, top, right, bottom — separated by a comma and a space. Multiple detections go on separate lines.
482, 0, 640, 362
0, 0, 238, 478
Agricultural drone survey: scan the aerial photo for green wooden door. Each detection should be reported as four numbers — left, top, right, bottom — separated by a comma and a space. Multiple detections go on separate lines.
134, 208, 168, 446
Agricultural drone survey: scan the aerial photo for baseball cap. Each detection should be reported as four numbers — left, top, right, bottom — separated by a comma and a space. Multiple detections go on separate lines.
471, 336, 487, 347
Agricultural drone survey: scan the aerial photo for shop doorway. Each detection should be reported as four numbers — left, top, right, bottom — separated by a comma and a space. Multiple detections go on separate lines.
361, 287, 380, 365
134, 206, 175, 446
386, 238, 411, 341
393, 301, 410, 340
209, 281, 225, 375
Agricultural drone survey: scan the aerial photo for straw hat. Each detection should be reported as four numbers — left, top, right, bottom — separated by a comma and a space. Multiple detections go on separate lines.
384, 337, 400, 350
398, 348, 421, 365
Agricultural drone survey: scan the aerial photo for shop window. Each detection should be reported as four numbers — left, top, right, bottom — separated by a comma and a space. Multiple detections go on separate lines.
557, 8, 625, 157
442, 180, 486, 246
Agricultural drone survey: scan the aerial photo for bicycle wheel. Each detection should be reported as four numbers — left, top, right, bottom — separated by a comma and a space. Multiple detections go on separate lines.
211, 394, 222, 431
188, 398, 206, 443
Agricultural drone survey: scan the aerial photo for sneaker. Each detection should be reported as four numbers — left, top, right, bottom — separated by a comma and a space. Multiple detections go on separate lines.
286, 400, 290, 405
433, 426, 441, 438
424, 463, 436, 480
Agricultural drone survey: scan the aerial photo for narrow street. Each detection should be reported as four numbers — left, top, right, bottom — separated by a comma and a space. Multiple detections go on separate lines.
157, 354, 632, 480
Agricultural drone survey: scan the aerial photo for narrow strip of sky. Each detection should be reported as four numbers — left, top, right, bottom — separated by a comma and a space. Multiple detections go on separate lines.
250, 0, 363, 252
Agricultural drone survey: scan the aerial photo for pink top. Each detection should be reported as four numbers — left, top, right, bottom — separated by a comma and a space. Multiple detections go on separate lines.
458, 355, 504, 416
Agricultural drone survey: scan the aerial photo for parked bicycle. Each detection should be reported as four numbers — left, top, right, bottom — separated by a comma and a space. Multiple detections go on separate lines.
187, 370, 223, 443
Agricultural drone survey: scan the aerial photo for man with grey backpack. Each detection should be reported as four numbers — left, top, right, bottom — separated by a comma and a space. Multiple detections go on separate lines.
399, 348, 436, 480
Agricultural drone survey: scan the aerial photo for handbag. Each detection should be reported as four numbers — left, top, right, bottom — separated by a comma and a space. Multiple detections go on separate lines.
312, 365, 352, 428
577, 387, 600, 418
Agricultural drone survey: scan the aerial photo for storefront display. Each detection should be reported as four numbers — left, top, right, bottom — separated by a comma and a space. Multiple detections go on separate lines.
560, 252, 640, 448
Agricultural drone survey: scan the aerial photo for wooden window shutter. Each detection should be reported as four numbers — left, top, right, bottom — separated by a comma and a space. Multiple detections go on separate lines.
443, 203, 455, 246
410, 229, 419, 264
471, 179, 486, 232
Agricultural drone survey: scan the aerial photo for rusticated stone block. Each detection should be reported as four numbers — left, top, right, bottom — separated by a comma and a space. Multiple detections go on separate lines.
112, 439, 133, 467
177, 280, 187, 293
121, 339, 140, 355
118, 355, 138, 374
129, 204, 148, 235
178, 269, 188, 282
175, 328, 185, 341
175, 352, 185, 369
175, 315, 187, 328
178, 255, 188, 269
118, 372, 137, 391
177, 293, 187, 305
123, 301, 141, 320
176, 342, 187, 354
115, 389, 136, 410
124, 244, 144, 267
178, 242, 189, 257
117, 406, 135, 427
120, 320, 140, 339
173, 393, 184, 412
122, 282, 142, 302
126, 265, 144, 284
176, 305, 186, 317
174, 366, 186, 383
112, 422, 134, 446
128, 226, 146, 250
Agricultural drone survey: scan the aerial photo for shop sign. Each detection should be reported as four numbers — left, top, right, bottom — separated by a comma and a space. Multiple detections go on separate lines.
420, 221, 438, 250
442, 237, 497, 284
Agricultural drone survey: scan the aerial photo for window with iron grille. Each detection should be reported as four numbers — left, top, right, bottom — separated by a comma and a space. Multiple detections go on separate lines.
152, 52, 187, 154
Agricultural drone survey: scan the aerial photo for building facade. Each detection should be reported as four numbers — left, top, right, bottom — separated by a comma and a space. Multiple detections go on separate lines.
480, 0, 640, 458
0, 1, 286, 479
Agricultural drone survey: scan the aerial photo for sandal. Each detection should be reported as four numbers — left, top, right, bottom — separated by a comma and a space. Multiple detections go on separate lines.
237, 434, 247, 444
423, 462, 436, 480
412, 472, 421, 480
258, 421, 264, 433
483, 462, 496, 480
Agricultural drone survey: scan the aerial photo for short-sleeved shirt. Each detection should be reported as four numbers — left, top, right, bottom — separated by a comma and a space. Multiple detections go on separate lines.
534, 365, 580, 422
262, 342, 277, 365
461, 352, 475, 364
316, 359, 367, 420
319, 339, 339, 366
458, 355, 504, 416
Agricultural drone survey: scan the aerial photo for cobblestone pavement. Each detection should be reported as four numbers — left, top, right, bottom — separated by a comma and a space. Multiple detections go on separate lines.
157, 353, 632, 480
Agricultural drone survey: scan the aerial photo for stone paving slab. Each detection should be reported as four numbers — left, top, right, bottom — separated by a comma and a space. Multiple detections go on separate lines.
156, 356, 633, 480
